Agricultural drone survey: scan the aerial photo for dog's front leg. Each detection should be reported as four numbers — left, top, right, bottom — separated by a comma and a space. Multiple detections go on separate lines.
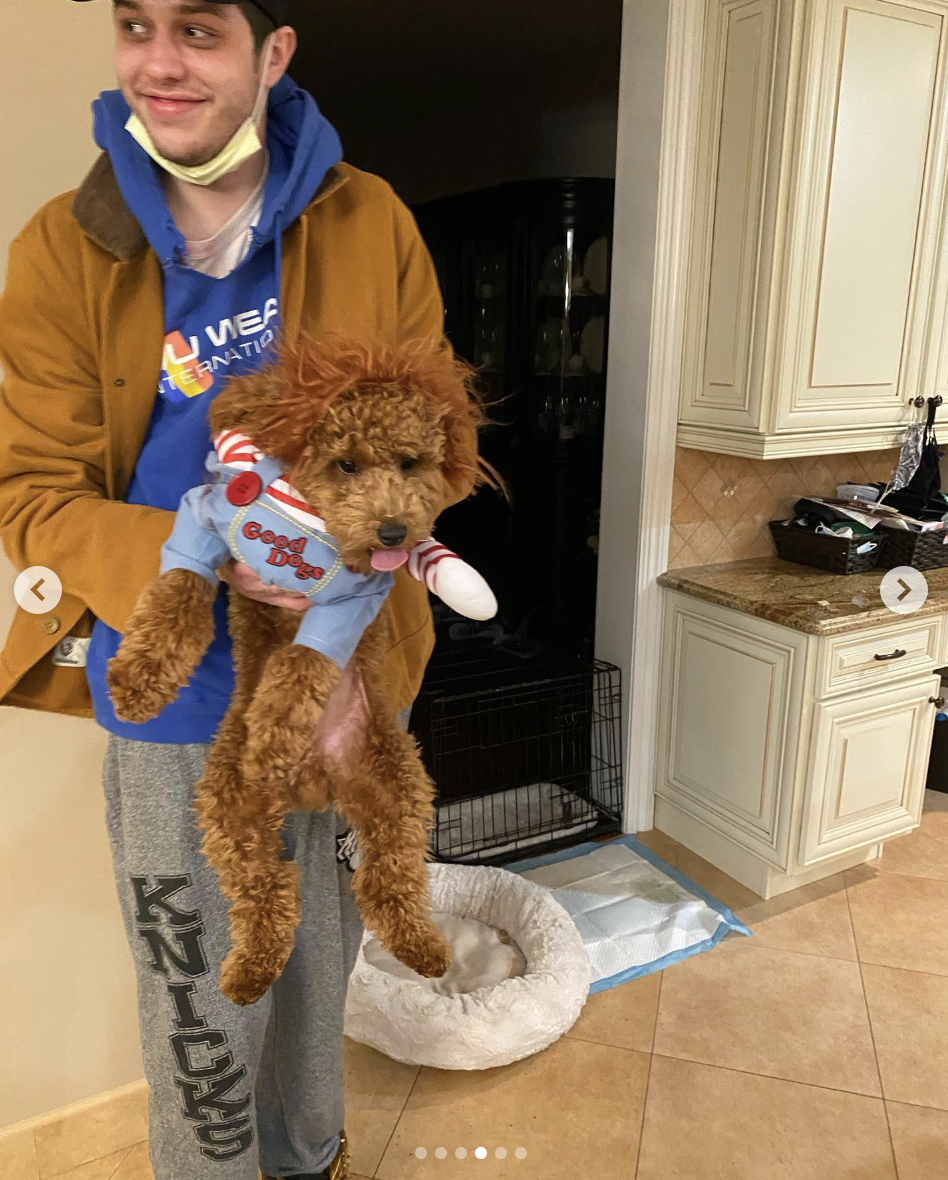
108, 569, 218, 722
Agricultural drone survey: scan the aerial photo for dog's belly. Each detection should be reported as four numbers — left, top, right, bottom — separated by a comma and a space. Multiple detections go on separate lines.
288, 658, 370, 808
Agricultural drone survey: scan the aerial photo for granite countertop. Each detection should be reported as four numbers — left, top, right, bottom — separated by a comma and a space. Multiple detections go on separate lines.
657, 556, 948, 636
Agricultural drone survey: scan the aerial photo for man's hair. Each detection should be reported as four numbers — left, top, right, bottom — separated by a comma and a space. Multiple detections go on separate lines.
239, 2, 276, 51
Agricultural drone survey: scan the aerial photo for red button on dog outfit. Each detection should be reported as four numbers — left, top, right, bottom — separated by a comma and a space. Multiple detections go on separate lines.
227, 472, 262, 506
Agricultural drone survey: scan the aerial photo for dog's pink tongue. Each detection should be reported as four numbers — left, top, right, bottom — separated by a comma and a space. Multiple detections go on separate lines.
371, 549, 409, 572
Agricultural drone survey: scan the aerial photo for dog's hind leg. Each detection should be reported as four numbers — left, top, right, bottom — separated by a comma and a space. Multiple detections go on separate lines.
212, 641, 341, 1003
331, 619, 452, 978
338, 724, 452, 978
193, 595, 302, 1006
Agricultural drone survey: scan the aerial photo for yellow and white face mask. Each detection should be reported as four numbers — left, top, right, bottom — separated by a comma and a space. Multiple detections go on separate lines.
125, 35, 276, 186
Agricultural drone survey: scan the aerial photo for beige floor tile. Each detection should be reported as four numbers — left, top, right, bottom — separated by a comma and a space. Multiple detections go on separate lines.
374, 1036, 649, 1179
637, 1055, 895, 1180
110, 1142, 152, 1180
34, 1089, 148, 1180
736, 873, 857, 961
633, 830, 682, 867
565, 971, 661, 1053
675, 849, 761, 911
46, 1146, 137, 1180
344, 1037, 420, 1178
846, 869, 948, 976
873, 811, 948, 882
0, 1128, 39, 1180
862, 965, 948, 1110
886, 1102, 948, 1180
924, 789, 948, 813
654, 940, 880, 1095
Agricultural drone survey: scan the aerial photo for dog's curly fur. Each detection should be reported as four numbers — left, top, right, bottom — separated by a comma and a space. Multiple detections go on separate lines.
107, 336, 491, 1006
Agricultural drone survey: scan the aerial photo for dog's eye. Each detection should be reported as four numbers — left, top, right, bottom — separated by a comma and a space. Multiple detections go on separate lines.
400, 457, 417, 472
338, 460, 359, 475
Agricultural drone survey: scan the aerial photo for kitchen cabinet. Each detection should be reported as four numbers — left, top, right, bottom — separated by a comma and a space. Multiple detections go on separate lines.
799, 676, 938, 863
654, 566, 946, 898
678, 0, 948, 457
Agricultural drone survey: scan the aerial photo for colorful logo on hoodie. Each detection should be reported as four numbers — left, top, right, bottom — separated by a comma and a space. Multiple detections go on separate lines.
159, 298, 280, 401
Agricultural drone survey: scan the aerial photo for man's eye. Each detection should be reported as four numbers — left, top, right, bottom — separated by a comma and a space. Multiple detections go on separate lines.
184, 25, 216, 41
400, 457, 417, 472
122, 20, 147, 34
338, 460, 359, 475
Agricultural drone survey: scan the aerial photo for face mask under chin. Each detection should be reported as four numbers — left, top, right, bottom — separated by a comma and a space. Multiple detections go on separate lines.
125, 113, 265, 186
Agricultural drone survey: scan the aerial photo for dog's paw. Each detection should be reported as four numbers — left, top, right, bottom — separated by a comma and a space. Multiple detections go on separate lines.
391, 930, 453, 979
219, 950, 280, 1007
107, 658, 175, 722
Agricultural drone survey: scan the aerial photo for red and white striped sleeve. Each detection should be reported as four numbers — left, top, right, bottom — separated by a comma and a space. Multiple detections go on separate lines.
214, 429, 265, 471
407, 539, 498, 621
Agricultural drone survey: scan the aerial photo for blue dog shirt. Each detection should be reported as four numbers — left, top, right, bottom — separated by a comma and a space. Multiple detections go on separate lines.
160, 435, 394, 670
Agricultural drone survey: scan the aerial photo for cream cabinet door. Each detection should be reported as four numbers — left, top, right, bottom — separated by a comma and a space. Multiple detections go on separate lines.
679, 0, 948, 456
657, 597, 804, 867
799, 675, 938, 865
774, 0, 948, 435
678, 0, 779, 436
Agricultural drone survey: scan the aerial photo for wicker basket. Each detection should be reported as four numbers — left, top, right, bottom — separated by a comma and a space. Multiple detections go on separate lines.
769, 520, 882, 575
877, 528, 948, 571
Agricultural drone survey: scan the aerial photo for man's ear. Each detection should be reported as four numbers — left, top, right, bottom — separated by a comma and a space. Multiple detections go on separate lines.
265, 26, 297, 89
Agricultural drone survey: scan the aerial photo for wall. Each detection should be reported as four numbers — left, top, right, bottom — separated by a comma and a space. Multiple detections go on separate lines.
0, 0, 145, 1129
293, 0, 623, 203
669, 446, 902, 568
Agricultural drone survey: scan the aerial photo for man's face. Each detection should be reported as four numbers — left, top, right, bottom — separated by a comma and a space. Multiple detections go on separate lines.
114, 0, 263, 167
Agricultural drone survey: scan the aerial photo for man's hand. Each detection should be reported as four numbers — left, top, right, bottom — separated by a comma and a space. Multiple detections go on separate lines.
217, 559, 310, 612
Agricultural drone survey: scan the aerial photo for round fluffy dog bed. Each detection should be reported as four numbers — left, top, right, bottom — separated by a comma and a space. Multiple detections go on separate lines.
344, 862, 591, 1070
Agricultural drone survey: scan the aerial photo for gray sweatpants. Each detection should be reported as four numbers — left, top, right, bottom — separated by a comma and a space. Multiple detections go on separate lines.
101, 723, 396, 1180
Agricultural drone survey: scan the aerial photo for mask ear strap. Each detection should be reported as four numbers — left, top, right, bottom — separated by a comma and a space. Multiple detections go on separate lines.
252, 34, 278, 126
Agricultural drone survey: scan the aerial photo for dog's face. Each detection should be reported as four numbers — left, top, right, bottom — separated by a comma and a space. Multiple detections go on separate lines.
287, 383, 448, 574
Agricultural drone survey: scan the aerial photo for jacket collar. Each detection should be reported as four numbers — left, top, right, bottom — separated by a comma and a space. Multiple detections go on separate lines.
71, 152, 349, 261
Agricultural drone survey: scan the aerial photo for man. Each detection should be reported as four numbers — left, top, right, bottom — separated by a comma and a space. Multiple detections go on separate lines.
0, 3, 473, 1178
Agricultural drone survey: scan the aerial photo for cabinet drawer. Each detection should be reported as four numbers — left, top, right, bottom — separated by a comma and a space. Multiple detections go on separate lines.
817, 617, 944, 698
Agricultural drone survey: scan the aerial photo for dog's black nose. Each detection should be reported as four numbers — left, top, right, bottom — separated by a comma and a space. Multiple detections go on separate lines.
377, 523, 408, 547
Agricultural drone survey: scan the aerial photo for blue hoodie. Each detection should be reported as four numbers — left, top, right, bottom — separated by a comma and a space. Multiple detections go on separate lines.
84, 76, 344, 743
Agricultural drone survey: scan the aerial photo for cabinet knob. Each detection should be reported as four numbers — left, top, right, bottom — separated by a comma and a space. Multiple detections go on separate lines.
874, 649, 906, 661
930, 696, 945, 708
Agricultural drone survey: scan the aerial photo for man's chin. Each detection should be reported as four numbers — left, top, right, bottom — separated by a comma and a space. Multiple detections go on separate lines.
133, 115, 223, 168
145, 135, 216, 168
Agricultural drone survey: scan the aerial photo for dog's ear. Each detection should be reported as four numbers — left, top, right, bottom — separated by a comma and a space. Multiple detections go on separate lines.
397, 339, 501, 496
207, 361, 315, 465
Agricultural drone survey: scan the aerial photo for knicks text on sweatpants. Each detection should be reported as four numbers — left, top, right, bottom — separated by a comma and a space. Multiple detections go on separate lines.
131, 874, 254, 1162
241, 521, 325, 581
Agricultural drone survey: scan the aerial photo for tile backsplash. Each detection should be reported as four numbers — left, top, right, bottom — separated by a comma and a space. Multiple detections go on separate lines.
669, 446, 902, 569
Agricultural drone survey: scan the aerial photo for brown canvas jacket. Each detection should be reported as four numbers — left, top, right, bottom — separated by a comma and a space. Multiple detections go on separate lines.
0, 155, 474, 720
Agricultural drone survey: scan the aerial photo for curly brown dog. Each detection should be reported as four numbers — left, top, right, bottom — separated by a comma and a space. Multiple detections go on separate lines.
106, 336, 491, 1006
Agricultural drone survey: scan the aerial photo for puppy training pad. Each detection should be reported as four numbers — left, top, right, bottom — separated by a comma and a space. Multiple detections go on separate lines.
344, 862, 591, 1070
507, 836, 751, 993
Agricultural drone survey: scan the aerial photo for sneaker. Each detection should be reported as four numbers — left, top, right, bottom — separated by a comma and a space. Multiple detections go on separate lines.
262, 1128, 350, 1180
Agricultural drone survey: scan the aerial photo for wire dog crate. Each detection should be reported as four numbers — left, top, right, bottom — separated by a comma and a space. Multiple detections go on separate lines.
411, 657, 623, 865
